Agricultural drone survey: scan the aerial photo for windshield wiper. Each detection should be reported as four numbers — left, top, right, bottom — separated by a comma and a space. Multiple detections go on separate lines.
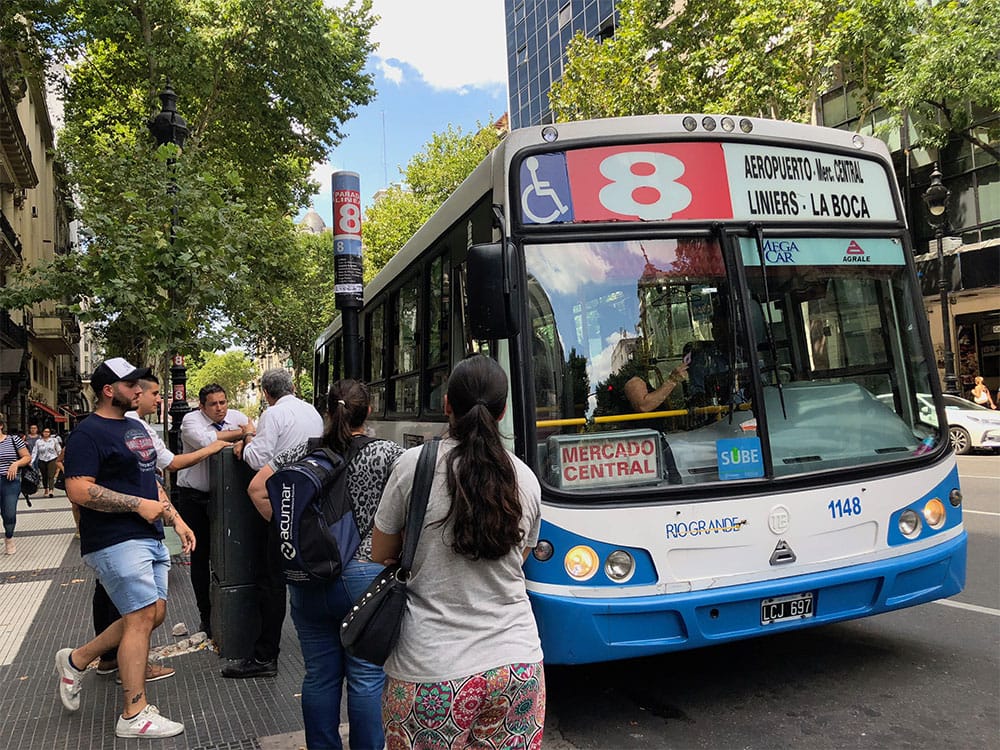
751, 224, 787, 420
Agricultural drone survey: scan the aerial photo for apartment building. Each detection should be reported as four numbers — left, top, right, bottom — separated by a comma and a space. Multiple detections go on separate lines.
1, 65, 84, 433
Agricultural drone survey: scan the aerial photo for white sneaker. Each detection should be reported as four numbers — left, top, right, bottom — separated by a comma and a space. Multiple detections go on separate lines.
115, 704, 185, 738
54, 648, 83, 711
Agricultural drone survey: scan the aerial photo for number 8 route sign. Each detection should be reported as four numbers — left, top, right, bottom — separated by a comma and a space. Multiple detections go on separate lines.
516, 141, 894, 225
333, 170, 363, 309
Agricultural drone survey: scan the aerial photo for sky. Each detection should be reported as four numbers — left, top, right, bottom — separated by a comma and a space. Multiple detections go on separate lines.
308, 0, 510, 224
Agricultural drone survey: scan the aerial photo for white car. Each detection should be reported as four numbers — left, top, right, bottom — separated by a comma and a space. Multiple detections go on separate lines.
876, 392, 1000, 455
939, 394, 1000, 454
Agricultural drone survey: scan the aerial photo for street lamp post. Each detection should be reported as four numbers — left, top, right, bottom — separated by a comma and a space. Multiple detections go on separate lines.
922, 164, 958, 396
147, 83, 192, 453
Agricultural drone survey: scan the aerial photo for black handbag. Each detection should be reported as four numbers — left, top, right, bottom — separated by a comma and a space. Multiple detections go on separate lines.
340, 437, 439, 666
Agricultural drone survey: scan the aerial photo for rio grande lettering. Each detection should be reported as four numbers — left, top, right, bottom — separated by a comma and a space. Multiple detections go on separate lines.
665, 516, 746, 539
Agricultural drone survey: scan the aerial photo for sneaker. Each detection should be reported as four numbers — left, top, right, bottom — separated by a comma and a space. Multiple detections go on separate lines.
4, 538, 14, 555
115, 704, 184, 738
116, 662, 175, 684
55, 648, 83, 711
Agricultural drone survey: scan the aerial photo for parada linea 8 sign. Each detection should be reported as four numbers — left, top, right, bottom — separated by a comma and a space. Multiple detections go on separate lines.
516, 141, 897, 226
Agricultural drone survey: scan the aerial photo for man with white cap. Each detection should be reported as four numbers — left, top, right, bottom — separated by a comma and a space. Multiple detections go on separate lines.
55, 358, 194, 739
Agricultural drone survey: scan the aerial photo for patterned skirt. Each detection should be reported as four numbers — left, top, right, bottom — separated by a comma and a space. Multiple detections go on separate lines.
382, 661, 545, 750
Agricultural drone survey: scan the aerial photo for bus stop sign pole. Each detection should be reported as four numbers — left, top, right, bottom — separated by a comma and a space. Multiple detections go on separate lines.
332, 171, 364, 380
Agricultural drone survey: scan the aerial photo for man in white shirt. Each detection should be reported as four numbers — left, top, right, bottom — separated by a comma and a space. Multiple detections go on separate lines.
175, 384, 253, 635
223, 369, 322, 679
237, 368, 323, 470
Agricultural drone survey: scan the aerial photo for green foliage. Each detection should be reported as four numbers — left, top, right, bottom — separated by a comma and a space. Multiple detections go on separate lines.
0, 0, 377, 365
882, 0, 1000, 160
362, 121, 504, 280
551, 0, 999, 163
228, 230, 337, 376
549, 0, 661, 119
0, 1, 72, 96
361, 187, 435, 282
186, 349, 259, 410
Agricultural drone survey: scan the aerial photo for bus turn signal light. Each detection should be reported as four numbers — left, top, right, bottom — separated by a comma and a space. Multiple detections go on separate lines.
565, 545, 599, 581
923, 499, 946, 529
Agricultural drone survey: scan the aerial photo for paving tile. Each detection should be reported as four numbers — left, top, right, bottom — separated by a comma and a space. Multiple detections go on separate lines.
0, 529, 311, 749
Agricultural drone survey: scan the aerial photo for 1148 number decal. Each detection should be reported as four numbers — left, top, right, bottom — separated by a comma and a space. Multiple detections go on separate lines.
828, 496, 862, 519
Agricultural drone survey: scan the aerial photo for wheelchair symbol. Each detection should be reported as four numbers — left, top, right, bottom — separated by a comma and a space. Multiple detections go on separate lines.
521, 156, 569, 224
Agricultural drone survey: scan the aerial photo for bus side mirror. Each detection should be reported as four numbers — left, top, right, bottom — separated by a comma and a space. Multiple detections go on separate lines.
467, 241, 520, 339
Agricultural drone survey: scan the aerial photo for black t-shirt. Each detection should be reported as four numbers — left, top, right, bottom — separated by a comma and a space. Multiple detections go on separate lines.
64, 414, 163, 555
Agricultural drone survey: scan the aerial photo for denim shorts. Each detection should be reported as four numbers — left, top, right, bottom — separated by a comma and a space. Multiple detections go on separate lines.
82, 538, 170, 615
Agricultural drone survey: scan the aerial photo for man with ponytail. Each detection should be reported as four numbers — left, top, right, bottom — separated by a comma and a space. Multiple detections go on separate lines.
372, 354, 545, 749
248, 379, 403, 750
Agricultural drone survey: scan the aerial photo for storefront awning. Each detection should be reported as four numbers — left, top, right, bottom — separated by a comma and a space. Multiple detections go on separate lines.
0, 348, 25, 374
30, 400, 68, 422
59, 405, 80, 418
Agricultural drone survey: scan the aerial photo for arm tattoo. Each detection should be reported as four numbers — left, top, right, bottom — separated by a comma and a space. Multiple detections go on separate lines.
84, 485, 144, 513
161, 500, 178, 527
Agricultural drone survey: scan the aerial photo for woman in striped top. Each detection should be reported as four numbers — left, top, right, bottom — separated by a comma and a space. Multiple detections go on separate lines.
0, 413, 32, 554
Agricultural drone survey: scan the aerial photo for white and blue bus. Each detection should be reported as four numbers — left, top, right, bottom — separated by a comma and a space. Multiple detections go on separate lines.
315, 115, 966, 664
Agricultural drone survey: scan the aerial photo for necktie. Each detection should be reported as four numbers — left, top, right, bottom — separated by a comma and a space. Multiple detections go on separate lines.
213, 422, 224, 431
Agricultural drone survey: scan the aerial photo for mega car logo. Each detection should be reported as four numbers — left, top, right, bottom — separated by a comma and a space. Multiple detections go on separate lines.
843, 240, 870, 262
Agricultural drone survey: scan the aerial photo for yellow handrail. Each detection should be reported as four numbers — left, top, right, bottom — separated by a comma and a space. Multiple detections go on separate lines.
536, 403, 748, 429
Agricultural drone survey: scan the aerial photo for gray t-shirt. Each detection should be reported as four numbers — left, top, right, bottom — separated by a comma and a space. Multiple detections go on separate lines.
374, 437, 543, 682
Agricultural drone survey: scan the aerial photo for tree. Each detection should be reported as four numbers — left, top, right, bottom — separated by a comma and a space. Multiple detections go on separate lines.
881, 0, 1000, 161
0, 0, 377, 370
186, 349, 259, 411
361, 121, 505, 279
548, 0, 661, 119
229, 230, 337, 376
361, 187, 434, 282
550, 0, 998, 164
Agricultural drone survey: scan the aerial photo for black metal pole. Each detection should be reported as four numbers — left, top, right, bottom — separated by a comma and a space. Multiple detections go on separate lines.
936, 226, 959, 396
169, 354, 191, 454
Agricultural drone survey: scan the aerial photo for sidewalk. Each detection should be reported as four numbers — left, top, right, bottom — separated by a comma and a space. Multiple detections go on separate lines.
0, 490, 313, 750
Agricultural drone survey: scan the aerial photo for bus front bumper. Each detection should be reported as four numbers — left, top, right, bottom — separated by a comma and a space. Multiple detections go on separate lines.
530, 531, 967, 665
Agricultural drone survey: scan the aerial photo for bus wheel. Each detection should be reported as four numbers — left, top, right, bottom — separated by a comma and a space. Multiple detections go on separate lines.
949, 426, 971, 455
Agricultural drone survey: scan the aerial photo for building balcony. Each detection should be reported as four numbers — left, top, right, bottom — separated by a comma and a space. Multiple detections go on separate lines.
0, 310, 27, 347
0, 208, 22, 267
28, 309, 79, 355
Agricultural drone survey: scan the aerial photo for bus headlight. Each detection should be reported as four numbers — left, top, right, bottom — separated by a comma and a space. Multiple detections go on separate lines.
898, 509, 921, 539
604, 550, 635, 582
565, 545, 599, 581
923, 499, 946, 529
949, 488, 962, 507
533, 540, 554, 562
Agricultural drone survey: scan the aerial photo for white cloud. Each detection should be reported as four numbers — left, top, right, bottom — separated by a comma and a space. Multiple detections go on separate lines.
349, 0, 508, 91
378, 58, 404, 85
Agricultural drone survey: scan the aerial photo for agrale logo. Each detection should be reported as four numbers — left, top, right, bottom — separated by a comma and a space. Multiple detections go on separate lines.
843, 240, 870, 263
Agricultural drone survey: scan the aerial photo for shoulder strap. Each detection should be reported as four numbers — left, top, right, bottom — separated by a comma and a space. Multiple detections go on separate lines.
399, 437, 440, 571
345, 434, 377, 466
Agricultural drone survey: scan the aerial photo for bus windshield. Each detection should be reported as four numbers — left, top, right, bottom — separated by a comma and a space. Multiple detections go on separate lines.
526, 235, 941, 491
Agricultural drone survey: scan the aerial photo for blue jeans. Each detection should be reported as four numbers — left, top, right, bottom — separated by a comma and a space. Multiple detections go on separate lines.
0, 476, 20, 538
289, 559, 386, 750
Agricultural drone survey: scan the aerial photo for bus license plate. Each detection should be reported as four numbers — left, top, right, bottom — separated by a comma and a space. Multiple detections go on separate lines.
761, 592, 814, 625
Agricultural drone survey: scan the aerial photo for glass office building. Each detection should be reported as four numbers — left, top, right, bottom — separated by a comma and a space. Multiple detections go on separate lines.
505, 0, 617, 129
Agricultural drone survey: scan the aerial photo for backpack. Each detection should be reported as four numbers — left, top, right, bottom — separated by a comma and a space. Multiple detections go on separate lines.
265, 435, 375, 586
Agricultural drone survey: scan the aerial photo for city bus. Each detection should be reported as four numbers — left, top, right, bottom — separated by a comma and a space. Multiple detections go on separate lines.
314, 114, 966, 664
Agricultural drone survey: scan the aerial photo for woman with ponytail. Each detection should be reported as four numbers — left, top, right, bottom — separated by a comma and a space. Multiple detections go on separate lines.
373, 355, 545, 749
248, 380, 403, 750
